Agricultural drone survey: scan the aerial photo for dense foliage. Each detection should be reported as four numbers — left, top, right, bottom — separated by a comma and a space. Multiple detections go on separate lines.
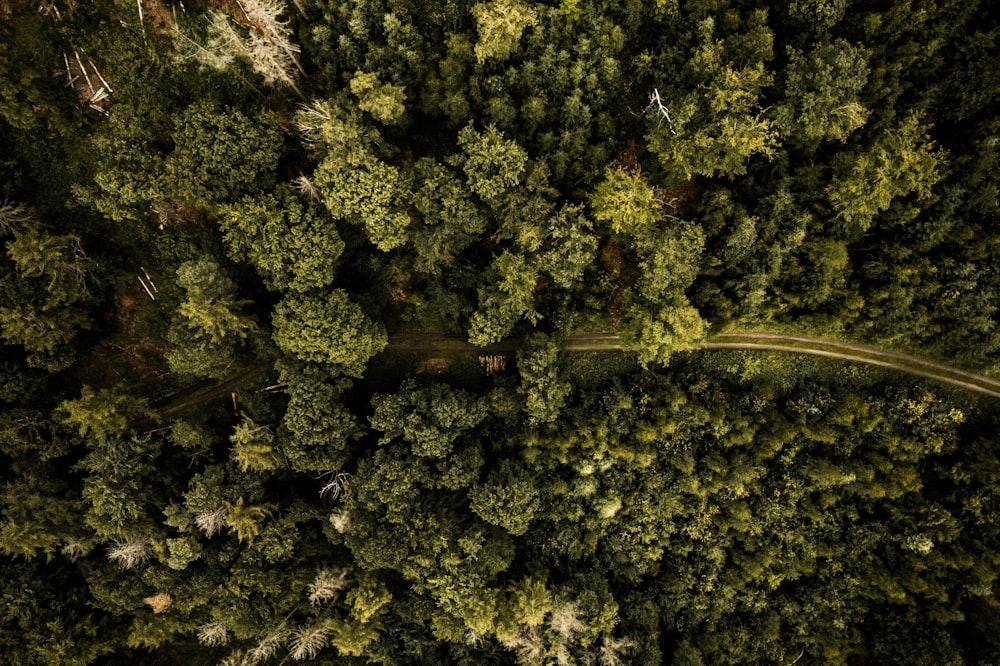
2, 0, 1000, 663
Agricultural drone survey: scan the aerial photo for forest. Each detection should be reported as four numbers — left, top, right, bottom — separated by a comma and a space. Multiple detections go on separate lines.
1, 0, 1000, 663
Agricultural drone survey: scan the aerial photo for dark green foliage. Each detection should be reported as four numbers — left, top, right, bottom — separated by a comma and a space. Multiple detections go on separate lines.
223, 187, 344, 293
2, 0, 1000, 663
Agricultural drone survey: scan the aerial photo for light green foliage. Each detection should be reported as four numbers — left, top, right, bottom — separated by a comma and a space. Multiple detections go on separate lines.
222, 498, 273, 543
163, 102, 283, 208
457, 124, 529, 201
58, 385, 150, 442
295, 97, 380, 165
223, 187, 344, 293
230, 416, 282, 473
508, 576, 552, 626
827, 113, 946, 235
624, 301, 708, 367
775, 40, 870, 147
174, 257, 254, 345
350, 70, 407, 125
272, 290, 387, 376
469, 460, 540, 536
590, 168, 662, 236
347, 574, 393, 623
468, 251, 540, 345
329, 616, 380, 656
302, 97, 410, 250
471, 0, 538, 64
165, 536, 202, 570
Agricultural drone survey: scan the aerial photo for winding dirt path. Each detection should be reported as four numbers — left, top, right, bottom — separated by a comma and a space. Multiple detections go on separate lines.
149, 331, 1000, 420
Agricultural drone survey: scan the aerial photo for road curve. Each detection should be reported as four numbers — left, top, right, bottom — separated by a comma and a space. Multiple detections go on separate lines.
148, 331, 1000, 421
700, 341, 1000, 399
713, 331, 1000, 391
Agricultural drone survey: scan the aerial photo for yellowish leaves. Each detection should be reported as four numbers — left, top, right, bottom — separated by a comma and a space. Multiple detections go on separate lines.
471, 0, 538, 64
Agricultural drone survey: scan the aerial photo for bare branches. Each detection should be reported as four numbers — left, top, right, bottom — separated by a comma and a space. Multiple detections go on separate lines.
328, 508, 350, 533
106, 535, 154, 569
307, 567, 349, 605
292, 174, 321, 201
136, 0, 147, 45
295, 101, 332, 145
288, 619, 332, 660
645, 88, 676, 134
172, 0, 302, 89
62, 50, 112, 113
194, 505, 228, 538
317, 470, 350, 500
197, 620, 231, 647
0, 199, 35, 235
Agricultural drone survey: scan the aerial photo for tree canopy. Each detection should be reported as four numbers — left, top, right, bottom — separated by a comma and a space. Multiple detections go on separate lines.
1, 0, 1000, 663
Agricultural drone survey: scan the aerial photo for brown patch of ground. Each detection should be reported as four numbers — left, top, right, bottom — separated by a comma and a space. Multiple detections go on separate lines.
141, 0, 175, 33
619, 139, 641, 174
388, 272, 411, 304
415, 358, 450, 374
657, 181, 700, 215
599, 239, 623, 274
153, 199, 204, 228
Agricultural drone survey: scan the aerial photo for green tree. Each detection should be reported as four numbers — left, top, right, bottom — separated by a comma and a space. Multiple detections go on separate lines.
468, 251, 540, 346
622, 301, 707, 367
590, 168, 662, 236
163, 102, 283, 208
166, 256, 257, 379
517, 333, 571, 426
471, 0, 538, 64
277, 359, 363, 474
646, 14, 779, 180
827, 113, 946, 236
5, 228, 94, 308
410, 157, 487, 274
350, 70, 407, 125
538, 206, 598, 290
457, 124, 529, 201
774, 39, 870, 149
469, 460, 541, 537
223, 187, 344, 293
370, 380, 488, 459
272, 290, 387, 376
0, 304, 89, 372
58, 385, 152, 443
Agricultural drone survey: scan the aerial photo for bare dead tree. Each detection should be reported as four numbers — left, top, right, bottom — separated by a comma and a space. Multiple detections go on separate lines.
645, 88, 677, 134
